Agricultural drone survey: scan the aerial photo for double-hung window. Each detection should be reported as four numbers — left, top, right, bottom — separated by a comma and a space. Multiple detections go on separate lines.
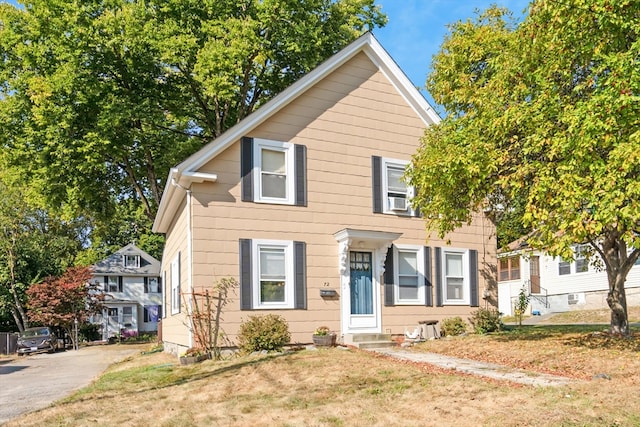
241, 137, 307, 206
170, 253, 181, 314
444, 251, 466, 303
257, 244, 290, 306
434, 247, 478, 306
398, 250, 419, 301
239, 239, 306, 310
384, 245, 430, 306
498, 256, 520, 281
256, 140, 294, 203
395, 247, 425, 304
372, 156, 417, 216
105, 276, 123, 293
122, 306, 133, 326
123, 255, 140, 268
558, 257, 571, 275
144, 277, 160, 293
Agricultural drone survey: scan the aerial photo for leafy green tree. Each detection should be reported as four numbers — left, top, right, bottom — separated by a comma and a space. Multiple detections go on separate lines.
0, 0, 386, 227
407, 2, 640, 335
0, 168, 85, 331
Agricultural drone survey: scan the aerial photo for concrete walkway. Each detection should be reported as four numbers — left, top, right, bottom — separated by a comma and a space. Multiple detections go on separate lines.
372, 348, 577, 387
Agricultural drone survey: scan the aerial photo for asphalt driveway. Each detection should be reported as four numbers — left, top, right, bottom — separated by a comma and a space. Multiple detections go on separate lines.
0, 345, 141, 425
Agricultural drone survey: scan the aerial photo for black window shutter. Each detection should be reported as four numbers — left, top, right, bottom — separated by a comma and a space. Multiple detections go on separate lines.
241, 137, 254, 202
103, 276, 108, 291
144, 277, 148, 293
371, 156, 383, 213
469, 249, 479, 307
435, 247, 443, 306
384, 245, 395, 306
118, 276, 123, 292
294, 241, 307, 309
294, 145, 307, 207
239, 239, 253, 310
424, 247, 433, 306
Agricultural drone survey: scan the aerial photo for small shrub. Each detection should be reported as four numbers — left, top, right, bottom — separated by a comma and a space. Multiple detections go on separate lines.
469, 307, 503, 334
440, 316, 467, 336
79, 323, 101, 342
238, 314, 291, 353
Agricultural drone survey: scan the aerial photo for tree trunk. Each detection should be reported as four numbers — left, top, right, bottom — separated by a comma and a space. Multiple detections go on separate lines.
598, 233, 637, 337
606, 273, 629, 336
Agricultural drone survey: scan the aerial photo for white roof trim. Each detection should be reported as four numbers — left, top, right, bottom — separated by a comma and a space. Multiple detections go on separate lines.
333, 228, 402, 245
153, 33, 441, 233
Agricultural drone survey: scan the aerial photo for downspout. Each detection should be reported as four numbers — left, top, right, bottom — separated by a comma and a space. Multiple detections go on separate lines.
172, 178, 195, 350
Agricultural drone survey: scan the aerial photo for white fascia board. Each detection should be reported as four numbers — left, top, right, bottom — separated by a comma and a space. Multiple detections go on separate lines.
152, 169, 218, 233
152, 168, 181, 233
363, 36, 441, 126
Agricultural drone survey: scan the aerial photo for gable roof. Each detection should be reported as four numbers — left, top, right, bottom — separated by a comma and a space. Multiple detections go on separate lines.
152, 32, 441, 233
92, 243, 161, 275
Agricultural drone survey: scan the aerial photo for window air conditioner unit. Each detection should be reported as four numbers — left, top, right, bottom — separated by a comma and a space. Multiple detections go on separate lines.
389, 197, 408, 211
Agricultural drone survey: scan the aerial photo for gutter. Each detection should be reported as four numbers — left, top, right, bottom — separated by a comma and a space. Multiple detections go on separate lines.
169, 171, 218, 349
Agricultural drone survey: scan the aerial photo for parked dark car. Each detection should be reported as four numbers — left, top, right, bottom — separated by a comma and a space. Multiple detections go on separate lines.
17, 327, 60, 355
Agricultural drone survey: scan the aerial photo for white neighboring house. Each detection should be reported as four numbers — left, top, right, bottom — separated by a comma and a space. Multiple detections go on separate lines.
91, 244, 162, 340
498, 238, 640, 316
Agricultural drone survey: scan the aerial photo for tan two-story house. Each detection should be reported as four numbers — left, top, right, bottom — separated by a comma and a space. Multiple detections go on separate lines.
152, 33, 497, 355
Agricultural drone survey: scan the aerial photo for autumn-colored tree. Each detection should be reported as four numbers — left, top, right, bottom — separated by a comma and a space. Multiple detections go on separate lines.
407, 2, 640, 335
27, 266, 103, 343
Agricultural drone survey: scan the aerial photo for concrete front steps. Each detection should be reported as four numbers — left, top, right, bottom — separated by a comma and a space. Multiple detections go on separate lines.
343, 333, 397, 349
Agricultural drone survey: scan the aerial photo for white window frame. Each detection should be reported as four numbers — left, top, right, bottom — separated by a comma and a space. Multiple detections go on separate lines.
123, 255, 140, 268
441, 249, 470, 305
145, 277, 160, 294
107, 276, 120, 293
393, 245, 425, 305
122, 306, 133, 326
170, 254, 180, 315
253, 138, 295, 205
558, 257, 571, 275
381, 157, 415, 216
252, 239, 295, 309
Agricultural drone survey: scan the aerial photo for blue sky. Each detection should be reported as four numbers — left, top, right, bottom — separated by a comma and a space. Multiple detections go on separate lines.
374, 0, 530, 111
3, 0, 531, 111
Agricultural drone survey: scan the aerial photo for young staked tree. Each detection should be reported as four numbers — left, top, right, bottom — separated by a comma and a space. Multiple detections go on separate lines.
26, 266, 103, 344
407, 1, 640, 335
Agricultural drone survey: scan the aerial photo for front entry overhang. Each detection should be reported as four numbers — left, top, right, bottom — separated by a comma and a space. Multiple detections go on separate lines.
333, 229, 402, 335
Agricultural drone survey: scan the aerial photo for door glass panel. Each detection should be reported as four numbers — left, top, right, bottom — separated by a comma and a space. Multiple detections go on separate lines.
350, 252, 373, 315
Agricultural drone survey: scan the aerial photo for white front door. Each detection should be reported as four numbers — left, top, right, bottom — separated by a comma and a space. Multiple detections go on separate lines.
343, 251, 380, 333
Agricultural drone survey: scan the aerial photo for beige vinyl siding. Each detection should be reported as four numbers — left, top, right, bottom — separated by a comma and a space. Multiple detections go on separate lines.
176, 51, 495, 344
158, 195, 191, 349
